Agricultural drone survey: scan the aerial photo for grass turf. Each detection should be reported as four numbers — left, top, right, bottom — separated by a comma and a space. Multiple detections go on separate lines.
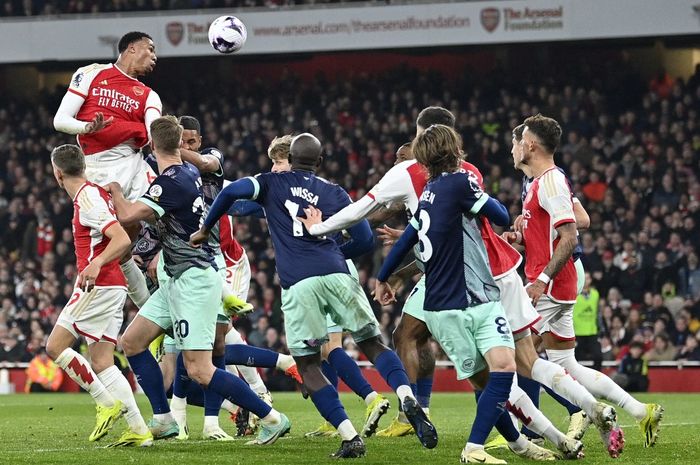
0, 392, 694, 464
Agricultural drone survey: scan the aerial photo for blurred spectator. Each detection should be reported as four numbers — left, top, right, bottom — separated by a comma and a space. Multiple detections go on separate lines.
678, 252, 700, 299
675, 335, 700, 362
644, 333, 677, 362
24, 347, 62, 393
573, 272, 602, 370
612, 341, 649, 392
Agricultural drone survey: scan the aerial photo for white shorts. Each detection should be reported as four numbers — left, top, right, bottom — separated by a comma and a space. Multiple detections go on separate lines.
531, 296, 575, 341
55, 286, 127, 345
85, 145, 156, 201
225, 251, 251, 301
496, 270, 541, 337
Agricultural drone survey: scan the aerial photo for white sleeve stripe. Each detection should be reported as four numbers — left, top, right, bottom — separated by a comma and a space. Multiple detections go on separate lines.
469, 193, 490, 215
247, 177, 260, 200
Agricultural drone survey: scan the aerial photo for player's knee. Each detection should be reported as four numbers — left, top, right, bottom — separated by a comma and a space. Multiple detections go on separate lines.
90, 357, 113, 375
489, 358, 517, 373
45, 339, 62, 361
120, 333, 143, 357
183, 360, 214, 386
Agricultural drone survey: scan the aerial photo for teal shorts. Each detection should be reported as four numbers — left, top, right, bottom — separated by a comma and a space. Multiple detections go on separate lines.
402, 276, 427, 322
282, 272, 380, 357
574, 258, 585, 295
163, 335, 177, 354
326, 260, 360, 334
139, 266, 222, 351
423, 301, 514, 380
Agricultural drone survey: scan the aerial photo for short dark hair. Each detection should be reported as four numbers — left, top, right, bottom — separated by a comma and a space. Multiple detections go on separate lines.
51, 144, 85, 176
523, 114, 562, 153
118, 32, 152, 53
417, 106, 455, 130
178, 115, 201, 133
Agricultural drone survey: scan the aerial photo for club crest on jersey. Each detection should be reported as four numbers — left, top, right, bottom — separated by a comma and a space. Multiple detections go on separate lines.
72, 72, 83, 87
290, 187, 319, 205
149, 185, 163, 199
133, 86, 144, 96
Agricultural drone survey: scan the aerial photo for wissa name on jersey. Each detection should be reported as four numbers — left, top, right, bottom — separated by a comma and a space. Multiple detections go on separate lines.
290, 186, 319, 205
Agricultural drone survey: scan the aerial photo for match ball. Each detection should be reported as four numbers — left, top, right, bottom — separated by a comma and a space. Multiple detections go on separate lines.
208, 15, 247, 54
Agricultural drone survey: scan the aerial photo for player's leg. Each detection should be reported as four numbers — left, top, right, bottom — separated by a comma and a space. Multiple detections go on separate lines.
160, 342, 177, 392
327, 273, 436, 449
282, 275, 365, 458
307, 332, 343, 438
121, 286, 175, 438
204, 321, 234, 440
535, 298, 630, 456
47, 288, 125, 441
90, 340, 153, 447
173, 266, 289, 446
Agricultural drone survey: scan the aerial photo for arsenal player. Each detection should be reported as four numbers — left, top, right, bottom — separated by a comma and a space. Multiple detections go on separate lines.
512, 114, 662, 455
53, 31, 161, 310
45, 144, 152, 447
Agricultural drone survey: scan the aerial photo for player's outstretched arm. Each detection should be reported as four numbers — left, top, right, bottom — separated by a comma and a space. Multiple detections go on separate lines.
228, 199, 265, 218
305, 195, 381, 236
105, 182, 155, 226
180, 148, 221, 174
339, 219, 374, 259
78, 222, 131, 292
191, 177, 257, 246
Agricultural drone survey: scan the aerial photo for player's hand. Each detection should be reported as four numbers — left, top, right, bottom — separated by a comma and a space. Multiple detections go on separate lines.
78, 261, 101, 292
526, 279, 546, 305
298, 205, 323, 232
103, 182, 123, 196
502, 231, 522, 244
376, 225, 403, 246
374, 281, 397, 306
189, 228, 209, 247
84, 112, 114, 134
513, 214, 525, 234
147, 254, 159, 282
370, 274, 402, 298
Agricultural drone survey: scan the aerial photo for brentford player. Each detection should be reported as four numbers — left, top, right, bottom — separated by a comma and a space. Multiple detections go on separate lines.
512, 114, 662, 453
53, 31, 161, 310
45, 144, 152, 447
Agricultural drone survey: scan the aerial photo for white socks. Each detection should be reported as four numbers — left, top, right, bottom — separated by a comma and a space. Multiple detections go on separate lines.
55, 348, 114, 407
531, 358, 597, 414
260, 409, 281, 426
221, 399, 237, 414
364, 391, 378, 406
546, 348, 647, 420
121, 258, 151, 308
508, 384, 567, 449
396, 385, 414, 403
337, 419, 358, 441
276, 354, 295, 372
97, 365, 149, 435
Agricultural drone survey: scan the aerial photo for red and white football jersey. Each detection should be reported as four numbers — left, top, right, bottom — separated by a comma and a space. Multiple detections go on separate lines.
522, 167, 578, 303
369, 159, 520, 278
72, 182, 127, 287
462, 162, 522, 278
219, 214, 245, 267
68, 63, 161, 155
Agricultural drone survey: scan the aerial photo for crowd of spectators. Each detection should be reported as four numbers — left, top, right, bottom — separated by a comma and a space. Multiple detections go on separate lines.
0, 0, 395, 17
1, 54, 699, 382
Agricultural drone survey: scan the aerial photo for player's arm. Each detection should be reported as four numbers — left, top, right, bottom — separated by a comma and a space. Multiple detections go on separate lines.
573, 198, 590, 230
366, 202, 405, 228
180, 148, 221, 174
300, 195, 381, 236
228, 199, 265, 218
191, 177, 258, 245
144, 91, 163, 141
105, 182, 156, 226
527, 174, 577, 304
78, 222, 131, 291
339, 219, 374, 259
375, 219, 420, 305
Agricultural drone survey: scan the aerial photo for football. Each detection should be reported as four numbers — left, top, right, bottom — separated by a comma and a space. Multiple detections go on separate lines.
208, 15, 247, 54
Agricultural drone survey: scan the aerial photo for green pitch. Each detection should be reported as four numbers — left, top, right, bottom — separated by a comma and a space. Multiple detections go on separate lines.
0, 392, 695, 464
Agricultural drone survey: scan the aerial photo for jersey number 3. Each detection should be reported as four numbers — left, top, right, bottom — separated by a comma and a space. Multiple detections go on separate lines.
417, 210, 433, 262
284, 200, 304, 237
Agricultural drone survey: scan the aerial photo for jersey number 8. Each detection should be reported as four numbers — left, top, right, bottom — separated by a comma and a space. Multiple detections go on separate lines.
417, 210, 433, 262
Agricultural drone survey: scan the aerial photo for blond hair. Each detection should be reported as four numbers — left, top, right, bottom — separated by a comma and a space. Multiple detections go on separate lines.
411, 124, 464, 179
150, 115, 183, 154
267, 135, 293, 161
